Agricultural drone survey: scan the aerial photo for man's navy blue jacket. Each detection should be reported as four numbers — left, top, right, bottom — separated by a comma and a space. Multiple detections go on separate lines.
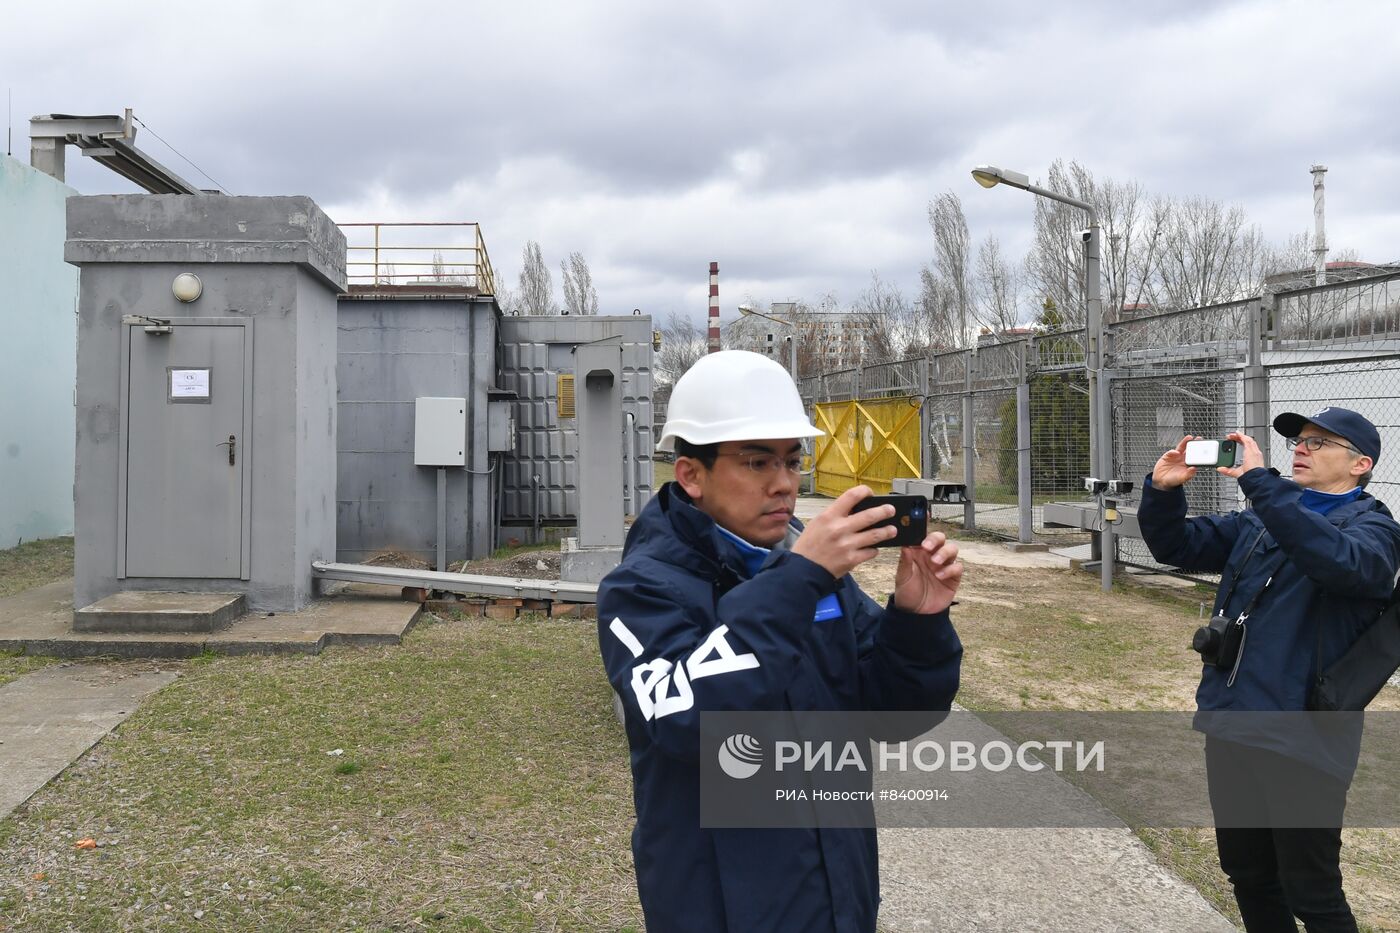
597, 483, 962, 932
1138, 468, 1400, 779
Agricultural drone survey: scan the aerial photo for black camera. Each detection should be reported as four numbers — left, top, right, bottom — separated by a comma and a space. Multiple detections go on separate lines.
1192, 614, 1246, 670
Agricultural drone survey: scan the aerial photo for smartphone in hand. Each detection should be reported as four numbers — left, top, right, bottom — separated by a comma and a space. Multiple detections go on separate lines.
851, 495, 929, 547
1183, 439, 1241, 468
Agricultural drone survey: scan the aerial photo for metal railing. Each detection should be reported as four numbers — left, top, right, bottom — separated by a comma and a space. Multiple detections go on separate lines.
339, 222, 496, 295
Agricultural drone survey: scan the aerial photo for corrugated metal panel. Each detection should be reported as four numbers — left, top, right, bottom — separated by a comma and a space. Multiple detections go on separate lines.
497, 315, 654, 525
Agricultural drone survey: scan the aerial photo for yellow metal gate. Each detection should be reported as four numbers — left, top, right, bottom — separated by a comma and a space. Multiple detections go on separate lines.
812, 396, 922, 496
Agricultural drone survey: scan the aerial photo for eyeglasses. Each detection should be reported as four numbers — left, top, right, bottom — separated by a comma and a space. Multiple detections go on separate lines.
715, 452, 806, 475
1286, 436, 1362, 455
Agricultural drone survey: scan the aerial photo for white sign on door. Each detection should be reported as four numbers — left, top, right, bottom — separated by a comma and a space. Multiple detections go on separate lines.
171, 369, 211, 399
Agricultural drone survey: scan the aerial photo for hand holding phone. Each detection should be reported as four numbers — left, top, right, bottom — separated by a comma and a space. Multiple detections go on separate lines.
1183, 439, 1242, 468
851, 495, 929, 547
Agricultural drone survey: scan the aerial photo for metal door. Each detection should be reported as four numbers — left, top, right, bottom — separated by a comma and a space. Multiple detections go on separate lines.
121, 321, 250, 578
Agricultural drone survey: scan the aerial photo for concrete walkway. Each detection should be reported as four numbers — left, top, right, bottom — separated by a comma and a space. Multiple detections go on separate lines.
0, 663, 178, 820
0, 579, 421, 659
875, 708, 1233, 931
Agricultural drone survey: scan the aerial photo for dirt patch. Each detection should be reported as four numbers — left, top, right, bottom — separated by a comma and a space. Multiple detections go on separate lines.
452, 547, 562, 580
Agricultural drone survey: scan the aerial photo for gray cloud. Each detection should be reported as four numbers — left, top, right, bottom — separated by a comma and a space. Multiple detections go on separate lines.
6, 0, 1397, 321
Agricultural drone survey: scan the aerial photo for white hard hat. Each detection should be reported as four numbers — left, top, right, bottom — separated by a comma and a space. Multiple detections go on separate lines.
658, 350, 823, 452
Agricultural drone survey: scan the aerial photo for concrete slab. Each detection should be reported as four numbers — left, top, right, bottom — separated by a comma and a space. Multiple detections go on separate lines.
0, 580, 420, 659
876, 707, 1234, 932
0, 663, 178, 820
74, 591, 245, 633
559, 537, 623, 584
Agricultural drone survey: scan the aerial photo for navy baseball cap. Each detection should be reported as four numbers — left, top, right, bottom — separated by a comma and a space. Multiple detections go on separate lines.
1273, 407, 1381, 462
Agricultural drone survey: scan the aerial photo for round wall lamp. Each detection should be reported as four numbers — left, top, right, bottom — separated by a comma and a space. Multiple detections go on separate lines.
172, 273, 203, 303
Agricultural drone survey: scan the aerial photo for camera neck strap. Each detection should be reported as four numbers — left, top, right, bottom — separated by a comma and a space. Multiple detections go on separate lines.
1235, 569, 1277, 623
1218, 528, 1269, 619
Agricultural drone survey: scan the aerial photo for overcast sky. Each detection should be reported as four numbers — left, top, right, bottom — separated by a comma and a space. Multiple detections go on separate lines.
6, 0, 1398, 322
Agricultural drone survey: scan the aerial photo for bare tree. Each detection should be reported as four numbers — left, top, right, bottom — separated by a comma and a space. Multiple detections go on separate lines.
907, 266, 959, 355
517, 241, 558, 315
1026, 161, 1104, 327
850, 271, 911, 364
929, 192, 972, 346
1024, 159, 1340, 322
493, 276, 520, 313
1143, 196, 1265, 311
431, 250, 448, 282
974, 234, 1021, 335
657, 311, 709, 385
560, 251, 600, 316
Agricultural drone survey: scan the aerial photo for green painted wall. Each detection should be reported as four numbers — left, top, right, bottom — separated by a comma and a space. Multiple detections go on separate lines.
0, 154, 78, 547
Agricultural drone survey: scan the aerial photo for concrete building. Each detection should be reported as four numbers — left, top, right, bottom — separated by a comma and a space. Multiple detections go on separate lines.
67, 194, 345, 613
726, 301, 871, 370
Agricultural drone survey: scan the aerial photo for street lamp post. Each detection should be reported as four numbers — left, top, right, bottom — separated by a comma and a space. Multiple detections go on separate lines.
971, 164, 1114, 592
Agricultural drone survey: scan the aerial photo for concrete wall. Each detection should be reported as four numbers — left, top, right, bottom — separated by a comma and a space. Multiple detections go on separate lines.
336, 296, 499, 564
68, 195, 345, 611
295, 269, 341, 591
497, 315, 653, 528
0, 154, 78, 547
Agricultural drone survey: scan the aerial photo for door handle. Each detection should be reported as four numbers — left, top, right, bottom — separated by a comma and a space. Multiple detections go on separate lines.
216, 434, 236, 465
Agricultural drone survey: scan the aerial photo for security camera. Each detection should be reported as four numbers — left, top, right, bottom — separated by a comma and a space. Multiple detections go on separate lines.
1080, 229, 1093, 243
1083, 477, 1108, 494
1107, 479, 1134, 495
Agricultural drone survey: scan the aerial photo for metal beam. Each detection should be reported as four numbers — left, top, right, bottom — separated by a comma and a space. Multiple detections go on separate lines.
29, 110, 201, 194
1042, 502, 1142, 539
73, 136, 199, 194
311, 561, 599, 603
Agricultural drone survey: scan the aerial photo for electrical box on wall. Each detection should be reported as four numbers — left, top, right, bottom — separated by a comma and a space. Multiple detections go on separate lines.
487, 400, 516, 452
414, 397, 466, 466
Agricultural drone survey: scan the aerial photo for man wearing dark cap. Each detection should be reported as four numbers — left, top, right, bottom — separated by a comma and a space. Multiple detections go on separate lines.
1138, 408, 1400, 933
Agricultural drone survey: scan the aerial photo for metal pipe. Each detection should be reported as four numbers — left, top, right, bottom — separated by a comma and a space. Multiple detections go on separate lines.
437, 466, 448, 572
1017, 380, 1032, 544
312, 560, 598, 603
532, 473, 543, 545
963, 356, 976, 530
623, 411, 637, 516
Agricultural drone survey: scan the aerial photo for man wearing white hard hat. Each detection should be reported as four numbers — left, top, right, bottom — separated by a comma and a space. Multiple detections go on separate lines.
598, 350, 964, 932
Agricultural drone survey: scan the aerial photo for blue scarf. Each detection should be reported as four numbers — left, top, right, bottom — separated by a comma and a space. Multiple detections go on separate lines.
716, 526, 844, 623
1299, 486, 1363, 515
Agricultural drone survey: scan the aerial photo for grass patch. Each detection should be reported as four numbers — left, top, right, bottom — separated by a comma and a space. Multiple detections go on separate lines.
0, 537, 74, 599
0, 651, 57, 690
488, 541, 557, 561
0, 615, 641, 931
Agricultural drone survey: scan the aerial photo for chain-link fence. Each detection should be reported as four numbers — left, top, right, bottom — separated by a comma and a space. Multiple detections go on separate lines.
1112, 368, 1245, 571
1266, 358, 1400, 505
797, 269, 1400, 574
1110, 274, 1400, 578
